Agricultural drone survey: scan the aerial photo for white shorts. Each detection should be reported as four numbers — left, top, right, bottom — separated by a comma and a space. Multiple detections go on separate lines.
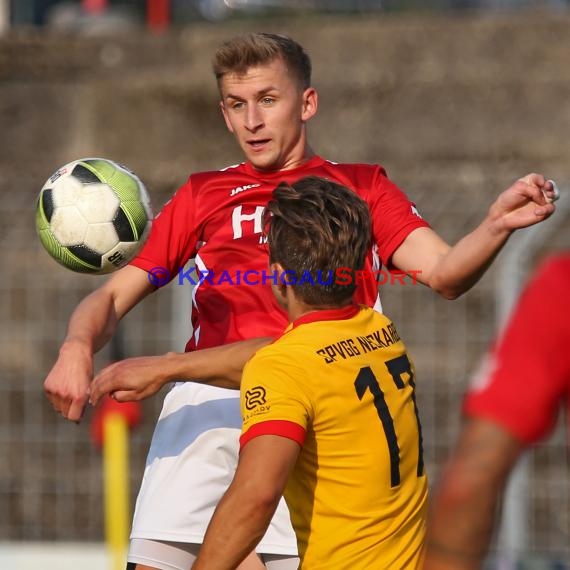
127, 539, 299, 570
130, 382, 298, 556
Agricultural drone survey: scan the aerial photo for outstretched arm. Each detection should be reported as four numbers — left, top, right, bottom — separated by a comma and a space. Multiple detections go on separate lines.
44, 265, 155, 422
423, 419, 523, 570
192, 435, 300, 570
393, 174, 557, 299
88, 336, 273, 404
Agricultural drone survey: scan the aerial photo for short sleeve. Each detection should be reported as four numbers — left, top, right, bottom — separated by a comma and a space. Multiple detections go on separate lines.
239, 351, 312, 449
130, 178, 199, 283
464, 256, 570, 444
368, 168, 430, 267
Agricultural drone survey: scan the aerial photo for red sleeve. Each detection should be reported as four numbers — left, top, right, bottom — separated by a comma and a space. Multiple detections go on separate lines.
240, 420, 306, 450
129, 178, 199, 284
368, 168, 430, 267
464, 255, 570, 444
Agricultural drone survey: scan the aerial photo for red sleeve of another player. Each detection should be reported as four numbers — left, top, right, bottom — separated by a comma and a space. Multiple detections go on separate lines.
130, 179, 199, 282
368, 169, 430, 267
464, 256, 570, 445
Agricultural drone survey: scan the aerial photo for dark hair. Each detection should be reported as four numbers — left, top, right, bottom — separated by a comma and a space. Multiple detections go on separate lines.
212, 32, 312, 90
265, 176, 371, 307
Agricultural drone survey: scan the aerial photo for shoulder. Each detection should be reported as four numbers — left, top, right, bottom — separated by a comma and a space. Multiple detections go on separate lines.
321, 159, 388, 182
241, 342, 309, 408
532, 253, 570, 285
244, 334, 308, 378
517, 253, 570, 309
320, 159, 410, 203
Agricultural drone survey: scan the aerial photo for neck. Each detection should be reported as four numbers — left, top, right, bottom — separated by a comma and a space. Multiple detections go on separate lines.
254, 145, 316, 173
286, 296, 352, 322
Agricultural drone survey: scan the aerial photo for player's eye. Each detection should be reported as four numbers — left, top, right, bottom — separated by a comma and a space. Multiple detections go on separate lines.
229, 101, 245, 111
260, 97, 275, 106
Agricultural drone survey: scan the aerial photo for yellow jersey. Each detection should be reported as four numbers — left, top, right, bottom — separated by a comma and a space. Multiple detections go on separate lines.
240, 304, 427, 569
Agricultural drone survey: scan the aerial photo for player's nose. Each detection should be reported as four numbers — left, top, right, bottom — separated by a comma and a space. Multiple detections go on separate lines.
244, 105, 264, 132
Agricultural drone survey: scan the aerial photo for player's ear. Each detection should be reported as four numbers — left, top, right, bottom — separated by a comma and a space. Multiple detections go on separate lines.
220, 101, 234, 134
301, 87, 318, 122
270, 262, 288, 307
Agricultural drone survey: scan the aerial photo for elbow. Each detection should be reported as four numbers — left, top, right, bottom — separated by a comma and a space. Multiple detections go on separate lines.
439, 288, 463, 301
254, 488, 282, 515
427, 269, 482, 300
434, 474, 482, 509
429, 279, 464, 301
243, 483, 282, 520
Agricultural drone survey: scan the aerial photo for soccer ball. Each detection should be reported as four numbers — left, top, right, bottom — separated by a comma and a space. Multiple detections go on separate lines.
36, 158, 153, 274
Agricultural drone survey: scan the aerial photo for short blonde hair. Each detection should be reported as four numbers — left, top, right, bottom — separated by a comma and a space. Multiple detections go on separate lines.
212, 32, 312, 90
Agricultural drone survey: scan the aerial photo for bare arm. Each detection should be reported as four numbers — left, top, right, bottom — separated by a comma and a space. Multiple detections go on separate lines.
44, 265, 155, 421
88, 336, 273, 404
423, 418, 523, 570
393, 174, 557, 299
192, 435, 300, 570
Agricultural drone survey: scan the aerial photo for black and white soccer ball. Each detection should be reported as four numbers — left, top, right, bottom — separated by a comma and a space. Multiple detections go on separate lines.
36, 158, 153, 274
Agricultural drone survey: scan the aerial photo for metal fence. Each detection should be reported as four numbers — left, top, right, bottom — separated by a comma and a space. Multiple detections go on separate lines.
0, 188, 172, 541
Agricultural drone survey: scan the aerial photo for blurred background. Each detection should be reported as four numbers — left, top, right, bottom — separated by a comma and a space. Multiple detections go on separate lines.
0, 0, 569, 568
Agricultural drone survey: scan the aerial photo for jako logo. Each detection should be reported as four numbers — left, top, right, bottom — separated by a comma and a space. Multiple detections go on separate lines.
230, 184, 261, 197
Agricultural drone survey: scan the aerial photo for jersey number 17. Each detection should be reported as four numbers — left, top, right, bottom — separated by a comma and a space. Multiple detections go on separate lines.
354, 354, 424, 488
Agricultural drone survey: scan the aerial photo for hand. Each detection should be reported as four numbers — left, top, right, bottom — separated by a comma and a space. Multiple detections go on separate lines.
44, 341, 93, 422
489, 174, 557, 233
89, 355, 172, 405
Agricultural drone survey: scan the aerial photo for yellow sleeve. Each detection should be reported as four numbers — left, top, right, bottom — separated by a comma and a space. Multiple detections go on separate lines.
240, 348, 313, 445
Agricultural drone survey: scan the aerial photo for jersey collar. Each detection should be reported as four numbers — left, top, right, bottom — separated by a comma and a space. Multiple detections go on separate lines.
243, 156, 326, 179
291, 304, 360, 329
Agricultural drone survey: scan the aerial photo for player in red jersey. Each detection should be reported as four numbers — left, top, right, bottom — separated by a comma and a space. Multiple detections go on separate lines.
44, 33, 557, 570
424, 253, 570, 570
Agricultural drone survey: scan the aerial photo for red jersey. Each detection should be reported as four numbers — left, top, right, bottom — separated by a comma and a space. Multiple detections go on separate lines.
464, 254, 570, 444
131, 156, 429, 352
